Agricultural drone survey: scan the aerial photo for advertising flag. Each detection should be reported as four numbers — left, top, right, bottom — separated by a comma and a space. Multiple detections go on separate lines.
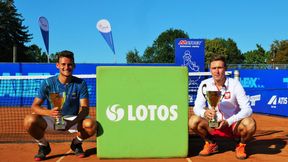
38, 16, 49, 54
97, 19, 115, 54
175, 39, 205, 106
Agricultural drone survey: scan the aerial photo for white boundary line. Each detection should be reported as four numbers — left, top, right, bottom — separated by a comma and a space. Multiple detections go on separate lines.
186, 157, 193, 162
56, 149, 72, 162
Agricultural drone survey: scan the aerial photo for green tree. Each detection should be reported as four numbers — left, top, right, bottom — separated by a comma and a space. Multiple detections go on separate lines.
225, 38, 243, 64
0, 0, 32, 62
243, 44, 268, 64
49, 53, 58, 63
126, 28, 189, 63
268, 40, 288, 64
205, 38, 243, 65
126, 49, 142, 63
24, 44, 50, 62
18, 44, 58, 62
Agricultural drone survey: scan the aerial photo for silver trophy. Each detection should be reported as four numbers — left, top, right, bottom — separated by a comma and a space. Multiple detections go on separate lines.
202, 85, 221, 128
50, 92, 66, 130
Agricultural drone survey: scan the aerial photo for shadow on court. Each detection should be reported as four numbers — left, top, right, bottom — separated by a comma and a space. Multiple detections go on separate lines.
247, 138, 287, 156
187, 129, 287, 158
85, 147, 97, 157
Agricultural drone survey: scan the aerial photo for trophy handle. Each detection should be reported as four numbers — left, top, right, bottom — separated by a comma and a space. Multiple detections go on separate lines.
202, 84, 207, 98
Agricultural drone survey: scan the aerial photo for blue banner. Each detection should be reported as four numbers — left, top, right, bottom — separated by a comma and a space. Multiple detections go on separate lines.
1, 63, 287, 117
38, 16, 49, 54
175, 39, 205, 106
247, 89, 288, 117
238, 69, 288, 117
0, 63, 173, 108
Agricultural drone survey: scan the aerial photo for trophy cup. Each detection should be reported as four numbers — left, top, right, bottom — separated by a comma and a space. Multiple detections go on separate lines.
202, 86, 221, 128
49, 92, 66, 130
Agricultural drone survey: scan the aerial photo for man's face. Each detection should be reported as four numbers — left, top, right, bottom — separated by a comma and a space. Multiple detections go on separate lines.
56, 57, 74, 77
210, 60, 226, 82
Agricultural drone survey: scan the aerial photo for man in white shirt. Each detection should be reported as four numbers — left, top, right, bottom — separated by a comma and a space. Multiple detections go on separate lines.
189, 55, 256, 160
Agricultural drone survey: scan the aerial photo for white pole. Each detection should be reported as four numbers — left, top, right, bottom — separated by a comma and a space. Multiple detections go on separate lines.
13, 45, 17, 63
234, 70, 240, 80
47, 53, 50, 63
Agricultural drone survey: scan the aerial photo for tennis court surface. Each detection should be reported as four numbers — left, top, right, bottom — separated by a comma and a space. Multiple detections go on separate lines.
1, 112, 287, 162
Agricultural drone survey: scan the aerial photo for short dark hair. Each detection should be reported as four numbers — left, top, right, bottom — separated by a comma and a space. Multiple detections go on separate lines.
57, 50, 75, 63
210, 55, 227, 67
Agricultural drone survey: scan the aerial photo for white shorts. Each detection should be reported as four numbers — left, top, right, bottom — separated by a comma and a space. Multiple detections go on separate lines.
43, 115, 78, 133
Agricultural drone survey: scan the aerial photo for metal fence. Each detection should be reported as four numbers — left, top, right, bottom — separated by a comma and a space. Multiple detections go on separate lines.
227, 64, 288, 69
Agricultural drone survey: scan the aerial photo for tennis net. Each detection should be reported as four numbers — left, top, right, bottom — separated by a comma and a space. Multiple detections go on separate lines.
0, 74, 96, 143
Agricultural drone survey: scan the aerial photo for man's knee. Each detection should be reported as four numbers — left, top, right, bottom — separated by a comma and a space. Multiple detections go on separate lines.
82, 118, 95, 128
23, 114, 40, 130
239, 117, 256, 133
81, 118, 96, 136
189, 115, 201, 130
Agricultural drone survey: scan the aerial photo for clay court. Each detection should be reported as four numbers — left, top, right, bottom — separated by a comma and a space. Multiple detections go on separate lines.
0, 108, 287, 162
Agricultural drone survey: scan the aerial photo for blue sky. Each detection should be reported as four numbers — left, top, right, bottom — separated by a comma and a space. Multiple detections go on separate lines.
15, 0, 288, 63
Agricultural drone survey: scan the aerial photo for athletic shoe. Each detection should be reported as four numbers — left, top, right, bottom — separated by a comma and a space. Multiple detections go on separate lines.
70, 139, 85, 158
199, 141, 218, 156
34, 143, 51, 161
235, 143, 247, 160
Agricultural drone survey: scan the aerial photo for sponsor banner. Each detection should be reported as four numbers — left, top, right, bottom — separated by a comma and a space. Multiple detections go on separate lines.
238, 69, 288, 117
106, 104, 178, 122
238, 69, 288, 89
175, 39, 205, 106
38, 16, 49, 54
0, 63, 173, 108
97, 19, 115, 54
247, 89, 288, 117
96, 66, 188, 158
1, 63, 287, 118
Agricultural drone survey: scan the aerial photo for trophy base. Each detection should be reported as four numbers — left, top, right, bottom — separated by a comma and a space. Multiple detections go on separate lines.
208, 120, 219, 128
54, 123, 66, 130
55, 117, 66, 130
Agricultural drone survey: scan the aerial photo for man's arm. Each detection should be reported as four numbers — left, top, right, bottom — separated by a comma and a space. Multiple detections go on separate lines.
31, 98, 46, 115
226, 80, 252, 125
77, 98, 90, 121
31, 97, 60, 118
75, 79, 90, 121
65, 98, 90, 129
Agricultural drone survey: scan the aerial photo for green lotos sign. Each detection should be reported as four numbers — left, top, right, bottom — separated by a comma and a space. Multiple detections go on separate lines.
97, 66, 188, 158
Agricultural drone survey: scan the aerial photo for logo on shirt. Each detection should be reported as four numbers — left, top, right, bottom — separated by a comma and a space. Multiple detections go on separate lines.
71, 93, 77, 99
224, 92, 231, 99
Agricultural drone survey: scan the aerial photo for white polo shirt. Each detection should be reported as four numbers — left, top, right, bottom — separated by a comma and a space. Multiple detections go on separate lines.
193, 77, 252, 126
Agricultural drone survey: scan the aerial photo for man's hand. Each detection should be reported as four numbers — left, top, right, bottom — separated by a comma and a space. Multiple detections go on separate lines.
50, 107, 61, 118
215, 120, 229, 129
204, 109, 216, 121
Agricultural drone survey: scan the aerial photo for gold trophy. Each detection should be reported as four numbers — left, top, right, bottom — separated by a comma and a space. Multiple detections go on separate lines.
49, 92, 66, 130
204, 91, 221, 128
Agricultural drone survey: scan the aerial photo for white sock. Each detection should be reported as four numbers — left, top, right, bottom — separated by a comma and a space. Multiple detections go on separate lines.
35, 137, 48, 146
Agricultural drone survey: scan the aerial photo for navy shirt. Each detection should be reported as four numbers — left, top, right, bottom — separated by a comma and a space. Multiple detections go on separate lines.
36, 75, 89, 116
